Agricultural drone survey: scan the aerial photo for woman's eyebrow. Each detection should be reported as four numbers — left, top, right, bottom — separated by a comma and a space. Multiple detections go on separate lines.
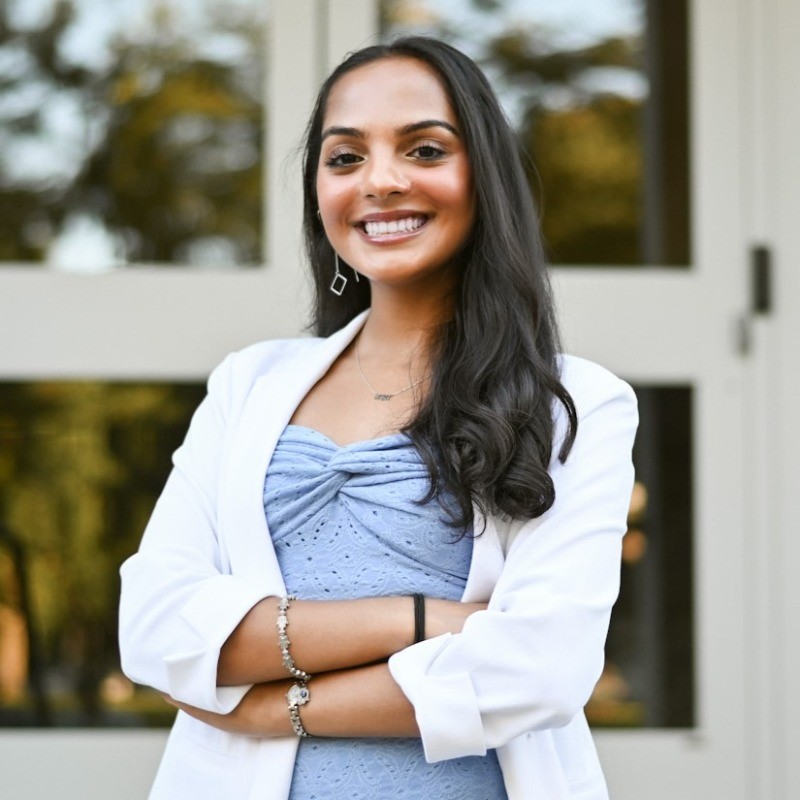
321, 125, 362, 142
320, 119, 459, 142
399, 119, 459, 137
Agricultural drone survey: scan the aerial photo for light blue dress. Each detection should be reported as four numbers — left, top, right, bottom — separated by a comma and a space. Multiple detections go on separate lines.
263, 425, 508, 800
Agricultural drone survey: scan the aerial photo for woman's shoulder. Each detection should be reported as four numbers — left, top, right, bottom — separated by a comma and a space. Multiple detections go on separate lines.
230, 334, 324, 374
209, 335, 324, 400
556, 353, 637, 417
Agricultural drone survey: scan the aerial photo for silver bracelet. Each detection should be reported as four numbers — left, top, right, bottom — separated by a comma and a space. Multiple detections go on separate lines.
277, 595, 312, 682
286, 682, 311, 737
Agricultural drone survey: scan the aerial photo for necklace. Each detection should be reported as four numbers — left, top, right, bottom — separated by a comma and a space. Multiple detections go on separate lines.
354, 338, 426, 401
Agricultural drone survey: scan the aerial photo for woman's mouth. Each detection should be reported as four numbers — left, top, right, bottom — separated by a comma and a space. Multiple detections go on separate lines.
361, 215, 428, 239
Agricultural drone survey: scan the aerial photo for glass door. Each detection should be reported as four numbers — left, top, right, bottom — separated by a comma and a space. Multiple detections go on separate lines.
330, 0, 753, 795
3, 0, 784, 795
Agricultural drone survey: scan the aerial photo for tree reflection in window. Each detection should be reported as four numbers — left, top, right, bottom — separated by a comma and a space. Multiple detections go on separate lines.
0, 0, 266, 268
0, 382, 205, 726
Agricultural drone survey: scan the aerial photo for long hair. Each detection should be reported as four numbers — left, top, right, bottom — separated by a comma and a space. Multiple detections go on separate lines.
301, 36, 577, 530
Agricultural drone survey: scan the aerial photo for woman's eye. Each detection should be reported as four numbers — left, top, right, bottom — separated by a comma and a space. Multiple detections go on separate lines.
412, 144, 446, 161
324, 151, 362, 168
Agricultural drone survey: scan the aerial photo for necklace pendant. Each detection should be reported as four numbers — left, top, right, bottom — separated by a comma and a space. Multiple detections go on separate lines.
374, 393, 394, 401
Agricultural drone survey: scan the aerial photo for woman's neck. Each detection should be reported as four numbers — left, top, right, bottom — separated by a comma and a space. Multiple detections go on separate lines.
359, 281, 453, 359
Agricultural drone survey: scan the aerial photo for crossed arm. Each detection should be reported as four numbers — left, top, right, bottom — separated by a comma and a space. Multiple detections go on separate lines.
123, 355, 639, 753
164, 595, 485, 739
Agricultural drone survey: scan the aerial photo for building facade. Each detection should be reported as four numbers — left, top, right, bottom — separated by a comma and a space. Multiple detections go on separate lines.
0, 1, 798, 797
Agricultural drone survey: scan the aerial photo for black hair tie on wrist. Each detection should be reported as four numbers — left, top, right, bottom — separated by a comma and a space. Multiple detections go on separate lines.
412, 593, 425, 644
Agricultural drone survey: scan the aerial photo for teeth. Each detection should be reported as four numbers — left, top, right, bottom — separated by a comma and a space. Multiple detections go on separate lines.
364, 217, 425, 237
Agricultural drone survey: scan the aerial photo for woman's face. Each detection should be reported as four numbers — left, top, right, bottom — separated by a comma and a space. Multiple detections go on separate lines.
316, 57, 474, 294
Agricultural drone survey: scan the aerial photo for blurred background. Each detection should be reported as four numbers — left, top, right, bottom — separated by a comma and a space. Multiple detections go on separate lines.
0, 1, 797, 798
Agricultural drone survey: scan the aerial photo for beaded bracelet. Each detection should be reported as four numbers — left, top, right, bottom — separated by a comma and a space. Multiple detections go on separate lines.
277, 595, 312, 683
286, 682, 311, 737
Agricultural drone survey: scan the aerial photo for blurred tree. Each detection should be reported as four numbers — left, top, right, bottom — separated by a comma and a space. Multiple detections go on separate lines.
485, 28, 643, 263
0, 0, 265, 267
0, 381, 204, 725
524, 96, 641, 264
0, 0, 90, 260
77, 36, 263, 264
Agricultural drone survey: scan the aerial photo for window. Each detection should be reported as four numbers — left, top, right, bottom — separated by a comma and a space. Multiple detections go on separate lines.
0, 0, 268, 270
0, 382, 694, 729
590, 385, 694, 728
0, 381, 203, 726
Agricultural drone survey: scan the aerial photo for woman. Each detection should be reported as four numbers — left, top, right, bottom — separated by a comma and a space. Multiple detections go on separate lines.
119, 36, 637, 800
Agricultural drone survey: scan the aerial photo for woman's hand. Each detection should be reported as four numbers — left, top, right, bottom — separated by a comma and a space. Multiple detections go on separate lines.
162, 682, 294, 738
423, 599, 487, 639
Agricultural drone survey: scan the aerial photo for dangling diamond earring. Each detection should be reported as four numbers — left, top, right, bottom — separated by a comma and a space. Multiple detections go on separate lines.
330, 252, 347, 296
329, 252, 361, 296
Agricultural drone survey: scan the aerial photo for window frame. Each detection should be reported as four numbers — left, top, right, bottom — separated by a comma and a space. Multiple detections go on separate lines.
0, 1, 320, 381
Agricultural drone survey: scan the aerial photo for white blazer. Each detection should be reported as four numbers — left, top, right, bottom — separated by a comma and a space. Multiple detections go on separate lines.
119, 311, 638, 800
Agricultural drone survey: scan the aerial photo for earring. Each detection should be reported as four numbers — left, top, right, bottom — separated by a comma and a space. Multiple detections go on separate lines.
330, 252, 347, 296
329, 253, 361, 295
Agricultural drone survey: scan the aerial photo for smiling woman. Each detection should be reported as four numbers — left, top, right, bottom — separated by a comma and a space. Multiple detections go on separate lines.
316, 58, 474, 300
119, 36, 637, 800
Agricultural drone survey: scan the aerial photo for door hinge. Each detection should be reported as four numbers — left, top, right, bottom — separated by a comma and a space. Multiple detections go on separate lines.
751, 244, 772, 315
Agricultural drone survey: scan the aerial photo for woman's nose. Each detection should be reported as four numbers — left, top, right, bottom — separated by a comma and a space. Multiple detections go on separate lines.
362, 154, 411, 198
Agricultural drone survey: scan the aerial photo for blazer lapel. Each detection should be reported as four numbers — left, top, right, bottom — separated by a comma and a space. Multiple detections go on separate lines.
217, 313, 369, 588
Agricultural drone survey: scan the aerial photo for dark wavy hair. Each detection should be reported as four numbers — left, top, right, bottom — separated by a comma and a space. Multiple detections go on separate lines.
302, 36, 577, 531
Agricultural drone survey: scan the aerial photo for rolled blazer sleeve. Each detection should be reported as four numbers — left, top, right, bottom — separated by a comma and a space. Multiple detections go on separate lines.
118, 354, 270, 713
388, 359, 638, 762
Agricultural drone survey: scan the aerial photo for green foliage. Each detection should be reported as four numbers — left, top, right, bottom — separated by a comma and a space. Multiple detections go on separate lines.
0, 0, 265, 266
527, 96, 642, 264
0, 381, 204, 725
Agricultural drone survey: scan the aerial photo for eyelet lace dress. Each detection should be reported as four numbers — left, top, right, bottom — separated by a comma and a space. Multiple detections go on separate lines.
263, 425, 508, 800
